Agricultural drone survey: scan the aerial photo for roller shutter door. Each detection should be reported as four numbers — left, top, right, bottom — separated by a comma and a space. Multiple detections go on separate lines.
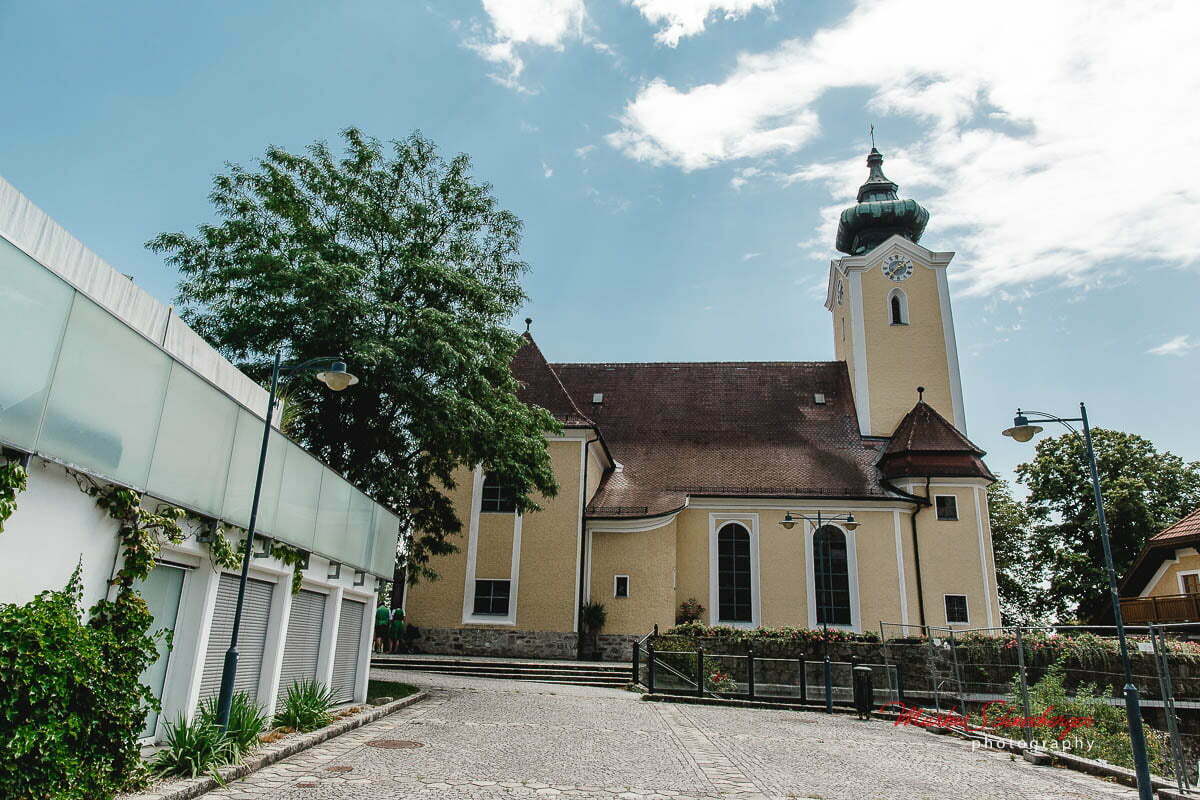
330, 598, 366, 703
276, 589, 327, 702
198, 574, 275, 702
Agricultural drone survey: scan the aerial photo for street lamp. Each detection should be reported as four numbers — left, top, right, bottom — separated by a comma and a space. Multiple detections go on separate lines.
214, 353, 358, 730
779, 509, 858, 712
1002, 403, 1153, 800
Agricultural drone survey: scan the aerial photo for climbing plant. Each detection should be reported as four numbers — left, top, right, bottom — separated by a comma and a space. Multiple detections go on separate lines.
0, 459, 28, 533
270, 541, 310, 594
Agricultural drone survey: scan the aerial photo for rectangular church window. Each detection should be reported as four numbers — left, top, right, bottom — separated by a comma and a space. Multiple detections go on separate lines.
935, 495, 958, 521
473, 579, 510, 616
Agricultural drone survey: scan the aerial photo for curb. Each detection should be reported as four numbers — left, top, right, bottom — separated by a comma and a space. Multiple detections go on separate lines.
122, 691, 427, 800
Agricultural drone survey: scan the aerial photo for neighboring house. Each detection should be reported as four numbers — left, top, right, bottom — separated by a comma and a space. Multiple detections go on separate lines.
403, 146, 1002, 660
0, 176, 400, 742
1119, 507, 1200, 624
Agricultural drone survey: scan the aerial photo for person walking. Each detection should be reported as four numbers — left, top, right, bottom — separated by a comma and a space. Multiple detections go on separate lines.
388, 607, 406, 654
373, 602, 391, 654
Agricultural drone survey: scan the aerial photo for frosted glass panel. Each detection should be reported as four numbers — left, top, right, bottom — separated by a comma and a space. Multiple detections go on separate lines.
222, 410, 285, 533
274, 441, 321, 550
371, 507, 400, 576
315, 472, 353, 563
346, 490, 375, 567
0, 238, 74, 449
147, 365, 238, 513
39, 296, 171, 485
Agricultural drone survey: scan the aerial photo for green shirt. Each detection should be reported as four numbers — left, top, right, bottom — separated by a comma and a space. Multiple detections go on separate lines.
375, 606, 391, 626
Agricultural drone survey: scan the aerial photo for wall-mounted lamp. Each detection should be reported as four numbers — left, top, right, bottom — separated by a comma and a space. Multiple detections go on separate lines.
196, 520, 219, 544
354, 570, 366, 586
252, 536, 273, 559
327, 562, 341, 580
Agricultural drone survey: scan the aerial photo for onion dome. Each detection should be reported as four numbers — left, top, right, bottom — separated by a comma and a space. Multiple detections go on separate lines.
835, 147, 930, 255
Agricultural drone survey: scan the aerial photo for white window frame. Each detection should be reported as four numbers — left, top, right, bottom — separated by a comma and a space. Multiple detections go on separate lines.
944, 593, 970, 625
887, 287, 909, 326
461, 466, 521, 625
805, 520, 861, 632
613, 574, 630, 599
708, 513, 761, 629
934, 494, 959, 521
1177, 570, 1200, 595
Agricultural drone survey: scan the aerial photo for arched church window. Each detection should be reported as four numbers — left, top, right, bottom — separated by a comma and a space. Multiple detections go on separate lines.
717, 523, 752, 623
888, 288, 908, 325
813, 525, 851, 625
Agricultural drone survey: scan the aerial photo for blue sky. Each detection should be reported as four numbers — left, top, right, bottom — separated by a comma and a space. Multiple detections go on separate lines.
2, 0, 1198, 485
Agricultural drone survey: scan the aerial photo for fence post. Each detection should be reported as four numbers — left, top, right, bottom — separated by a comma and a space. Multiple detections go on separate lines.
632, 641, 640, 686
823, 654, 834, 713
896, 658, 906, 704
747, 647, 756, 699
1014, 627, 1033, 749
696, 647, 705, 697
1150, 624, 1190, 793
947, 627, 966, 716
799, 656, 808, 703
647, 641, 656, 694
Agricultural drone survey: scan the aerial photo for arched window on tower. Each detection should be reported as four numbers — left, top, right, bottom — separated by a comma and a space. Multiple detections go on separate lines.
717, 523, 753, 623
813, 525, 852, 625
888, 288, 909, 325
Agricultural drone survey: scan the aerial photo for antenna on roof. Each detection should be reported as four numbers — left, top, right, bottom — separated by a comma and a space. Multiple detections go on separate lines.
524, 317, 533, 333
917, 386, 925, 402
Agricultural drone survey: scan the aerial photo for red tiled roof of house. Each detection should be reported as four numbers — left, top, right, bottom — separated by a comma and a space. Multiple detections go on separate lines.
1149, 506, 1200, 543
878, 400, 996, 481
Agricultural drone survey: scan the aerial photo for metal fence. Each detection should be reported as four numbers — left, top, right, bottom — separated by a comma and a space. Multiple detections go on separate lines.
878, 622, 1200, 795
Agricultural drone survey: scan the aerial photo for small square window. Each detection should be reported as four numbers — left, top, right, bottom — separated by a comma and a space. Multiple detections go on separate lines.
945, 594, 969, 624
481, 472, 516, 513
614, 575, 629, 598
935, 495, 958, 521
472, 579, 510, 616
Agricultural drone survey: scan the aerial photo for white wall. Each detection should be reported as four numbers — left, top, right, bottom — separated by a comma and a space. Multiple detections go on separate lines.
0, 458, 120, 607
0, 455, 379, 742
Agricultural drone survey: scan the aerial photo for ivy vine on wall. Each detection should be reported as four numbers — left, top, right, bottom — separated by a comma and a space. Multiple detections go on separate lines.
0, 459, 28, 533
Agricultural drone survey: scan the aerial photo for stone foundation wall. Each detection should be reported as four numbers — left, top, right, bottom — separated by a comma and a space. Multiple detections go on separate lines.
593, 633, 640, 663
416, 626, 579, 660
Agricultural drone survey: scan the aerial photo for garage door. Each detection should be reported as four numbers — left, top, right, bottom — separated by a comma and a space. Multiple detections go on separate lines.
276, 589, 327, 703
330, 598, 366, 703
198, 574, 275, 703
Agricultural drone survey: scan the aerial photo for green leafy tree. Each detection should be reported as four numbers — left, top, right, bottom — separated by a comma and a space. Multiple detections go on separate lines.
988, 479, 1046, 625
149, 128, 559, 579
1015, 428, 1200, 621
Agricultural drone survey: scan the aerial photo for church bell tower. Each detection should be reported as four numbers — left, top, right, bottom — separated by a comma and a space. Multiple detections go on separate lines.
825, 146, 967, 438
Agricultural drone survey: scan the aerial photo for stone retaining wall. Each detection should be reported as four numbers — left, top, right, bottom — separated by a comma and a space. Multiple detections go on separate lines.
417, 626, 579, 659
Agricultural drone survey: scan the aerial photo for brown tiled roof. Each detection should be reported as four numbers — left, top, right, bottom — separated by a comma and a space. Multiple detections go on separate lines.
1149, 506, 1200, 544
548, 360, 890, 517
877, 401, 996, 481
511, 334, 594, 427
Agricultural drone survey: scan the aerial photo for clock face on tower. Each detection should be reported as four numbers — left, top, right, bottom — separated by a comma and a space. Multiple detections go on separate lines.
882, 254, 914, 282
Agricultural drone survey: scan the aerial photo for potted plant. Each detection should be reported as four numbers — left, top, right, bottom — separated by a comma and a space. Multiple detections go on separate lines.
580, 601, 607, 660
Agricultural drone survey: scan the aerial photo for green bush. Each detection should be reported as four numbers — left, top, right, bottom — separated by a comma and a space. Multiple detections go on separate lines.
149, 714, 236, 779
197, 692, 269, 758
0, 568, 160, 800
664, 621, 880, 643
275, 680, 336, 732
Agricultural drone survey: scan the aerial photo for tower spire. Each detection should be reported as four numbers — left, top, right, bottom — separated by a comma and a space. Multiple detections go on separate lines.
834, 145, 930, 255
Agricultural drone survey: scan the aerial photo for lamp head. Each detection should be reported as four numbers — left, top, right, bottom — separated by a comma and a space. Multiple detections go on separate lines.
843, 513, 860, 531
779, 511, 797, 530
1002, 412, 1043, 443
316, 361, 359, 391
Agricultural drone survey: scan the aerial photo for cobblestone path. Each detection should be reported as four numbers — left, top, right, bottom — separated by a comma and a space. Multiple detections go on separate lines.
196, 671, 1138, 800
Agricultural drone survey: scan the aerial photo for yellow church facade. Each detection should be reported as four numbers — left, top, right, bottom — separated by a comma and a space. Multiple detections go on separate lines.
404, 147, 1002, 660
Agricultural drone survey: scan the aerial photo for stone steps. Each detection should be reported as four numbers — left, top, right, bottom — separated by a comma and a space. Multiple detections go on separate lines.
372, 655, 632, 687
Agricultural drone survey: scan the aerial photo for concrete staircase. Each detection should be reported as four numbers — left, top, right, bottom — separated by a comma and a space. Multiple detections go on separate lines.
372, 654, 632, 688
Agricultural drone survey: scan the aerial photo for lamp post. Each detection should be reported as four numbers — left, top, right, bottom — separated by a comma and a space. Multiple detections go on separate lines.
214, 354, 358, 730
780, 510, 859, 712
1002, 403, 1152, 800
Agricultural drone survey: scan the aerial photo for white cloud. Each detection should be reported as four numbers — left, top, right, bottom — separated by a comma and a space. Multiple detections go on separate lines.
575, 144, 597, 158
542, 161, 555, 178
741, 251, 761, 261
608, 0, 1200, 292
468, 0, 587, 90
628, 0, 777, 47
1148, 335, 1197, 357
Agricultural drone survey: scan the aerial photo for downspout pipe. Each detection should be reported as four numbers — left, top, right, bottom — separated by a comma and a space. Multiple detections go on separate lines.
577, 437, 600, 658
883, 478, 931, 630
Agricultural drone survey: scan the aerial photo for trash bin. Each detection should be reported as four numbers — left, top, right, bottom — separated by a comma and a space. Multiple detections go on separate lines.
852, 665, 874, 720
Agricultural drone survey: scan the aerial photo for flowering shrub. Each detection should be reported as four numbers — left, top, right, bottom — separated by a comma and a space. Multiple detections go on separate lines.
676, 598, 705, 624
666, 621, 880, 644
955, 630, 1200, 666
706, 670, 738, 693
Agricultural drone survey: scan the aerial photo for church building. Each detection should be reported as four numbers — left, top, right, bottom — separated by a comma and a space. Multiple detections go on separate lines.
404, 147, 1001, 660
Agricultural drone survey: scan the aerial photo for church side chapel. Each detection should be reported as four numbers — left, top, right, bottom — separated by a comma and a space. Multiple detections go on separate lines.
404, 146, 1001, 660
